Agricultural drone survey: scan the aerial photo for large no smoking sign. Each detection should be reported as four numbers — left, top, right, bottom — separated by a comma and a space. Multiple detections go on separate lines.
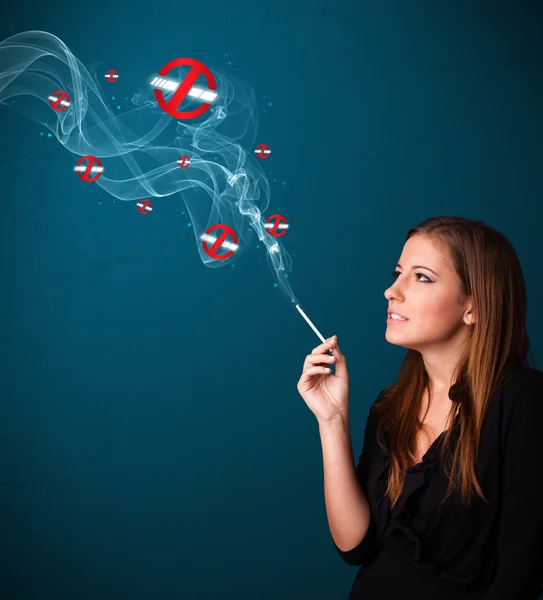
153, 58, 217, 120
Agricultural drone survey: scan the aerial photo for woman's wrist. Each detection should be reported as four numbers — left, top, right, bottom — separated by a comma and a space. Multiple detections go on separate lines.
318, 413, 349, 434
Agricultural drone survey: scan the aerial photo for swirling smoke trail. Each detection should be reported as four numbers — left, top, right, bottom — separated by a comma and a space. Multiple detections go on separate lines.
0, 30, 301, 309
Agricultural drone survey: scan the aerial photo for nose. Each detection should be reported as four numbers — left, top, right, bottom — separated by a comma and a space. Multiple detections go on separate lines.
384, 281, 402, 302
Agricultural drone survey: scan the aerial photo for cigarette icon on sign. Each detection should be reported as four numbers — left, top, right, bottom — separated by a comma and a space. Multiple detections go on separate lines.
105, 70, 119, 81
48, 94, 70, 109
200, 233, 238, 252
264, 223, 288, 231
150, 77, 218, 103
137, 200, 153, 213
254, 144, 271, 158
74, 165, 103, 173
74, 156, 104, 182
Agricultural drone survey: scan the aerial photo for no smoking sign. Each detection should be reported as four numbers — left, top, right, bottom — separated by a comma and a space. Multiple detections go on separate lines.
265, 214, 289, 237
137, 200, 153, 214
201, 224, 238, 260
153, 58, 217, 120
49, 90, 71, 111
74, 156, 103, 182
105, 70, 119, 82
255, 143, 271, 159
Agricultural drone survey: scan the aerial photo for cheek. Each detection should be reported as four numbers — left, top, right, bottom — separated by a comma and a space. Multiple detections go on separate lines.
426, 296, 450, 317
411, 294, 459, 326
421, 287, 457, 313
415, 295, 462, 332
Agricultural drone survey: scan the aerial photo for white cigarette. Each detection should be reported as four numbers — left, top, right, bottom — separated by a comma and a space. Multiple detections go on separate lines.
295, 304, 327, 343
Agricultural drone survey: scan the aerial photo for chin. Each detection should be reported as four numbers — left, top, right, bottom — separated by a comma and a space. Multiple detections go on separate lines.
385, 330, 419, 350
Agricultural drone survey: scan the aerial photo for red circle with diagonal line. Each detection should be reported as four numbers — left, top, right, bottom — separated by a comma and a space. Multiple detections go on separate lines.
265, 214, 289, 237
75, 155, 103, 182
154, 58, 216, 120
177, 155, 191, 168
137, 200, 153, 214
255, 143, 271, 160
105, 70, 119, 82
201, 224, 238, 260
49, 90, 71, 111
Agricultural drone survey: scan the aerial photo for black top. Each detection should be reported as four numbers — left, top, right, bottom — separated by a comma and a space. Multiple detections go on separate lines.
334, 363, 543, 600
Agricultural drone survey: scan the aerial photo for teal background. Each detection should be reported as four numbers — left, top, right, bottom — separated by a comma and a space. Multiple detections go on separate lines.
1, 1, 542, 598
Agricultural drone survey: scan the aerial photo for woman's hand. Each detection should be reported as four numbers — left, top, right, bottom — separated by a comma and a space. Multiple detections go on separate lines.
297, 335, 350, 425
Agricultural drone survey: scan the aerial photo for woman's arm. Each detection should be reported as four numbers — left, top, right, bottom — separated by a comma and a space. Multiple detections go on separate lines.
321, 398, 384, 566
320, 414, 372, 556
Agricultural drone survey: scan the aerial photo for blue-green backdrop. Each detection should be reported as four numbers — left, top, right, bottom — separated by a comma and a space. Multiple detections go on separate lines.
1, 1, 542, 599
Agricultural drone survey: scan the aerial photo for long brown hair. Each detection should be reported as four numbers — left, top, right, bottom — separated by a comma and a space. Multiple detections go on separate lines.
374, 216, 535, 509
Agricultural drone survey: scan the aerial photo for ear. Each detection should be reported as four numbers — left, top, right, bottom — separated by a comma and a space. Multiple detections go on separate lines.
464, 303, 476, 325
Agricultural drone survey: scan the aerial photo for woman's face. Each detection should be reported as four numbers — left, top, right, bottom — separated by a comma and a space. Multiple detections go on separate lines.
384, 235, 474, 352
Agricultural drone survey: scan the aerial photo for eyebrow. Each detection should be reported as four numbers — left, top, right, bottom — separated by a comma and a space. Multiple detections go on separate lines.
396, 263, 439, 276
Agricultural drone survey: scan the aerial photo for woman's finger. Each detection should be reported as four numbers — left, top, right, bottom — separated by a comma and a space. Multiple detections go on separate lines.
311, 336, 337, 355
304, 365, 332, 378
330, 340, 348, 379
305, 353, 337, 366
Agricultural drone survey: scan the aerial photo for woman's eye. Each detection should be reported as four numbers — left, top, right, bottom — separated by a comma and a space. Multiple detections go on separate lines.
391, 271, 432, 282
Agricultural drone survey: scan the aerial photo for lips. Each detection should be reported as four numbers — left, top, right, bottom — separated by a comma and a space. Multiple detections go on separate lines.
388, 310, 409, 320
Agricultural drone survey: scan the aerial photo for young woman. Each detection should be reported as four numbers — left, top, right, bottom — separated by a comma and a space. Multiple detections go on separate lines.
297, 216, 543, 599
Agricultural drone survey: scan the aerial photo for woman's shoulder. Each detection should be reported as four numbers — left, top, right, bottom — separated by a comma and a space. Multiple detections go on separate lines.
499, 363, 543, 396
497, 364, 543, 426
367, 387, 389, 418
364, 388, 392, 437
